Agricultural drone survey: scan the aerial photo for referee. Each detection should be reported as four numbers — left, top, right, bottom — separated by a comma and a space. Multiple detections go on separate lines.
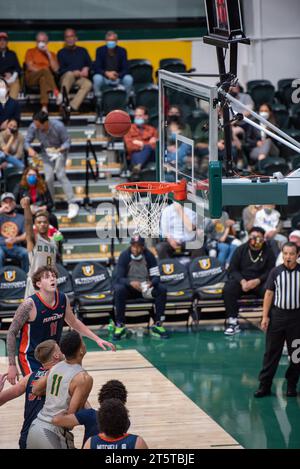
254, 242, 300, 397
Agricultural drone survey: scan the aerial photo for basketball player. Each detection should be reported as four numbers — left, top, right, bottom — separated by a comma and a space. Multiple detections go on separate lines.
20, 196, 57, 297
52, 379, 128, 447
83, 398, 148, 449
27, 330, 93, 449
0, 339, 63, 448
6, 265, 115, 385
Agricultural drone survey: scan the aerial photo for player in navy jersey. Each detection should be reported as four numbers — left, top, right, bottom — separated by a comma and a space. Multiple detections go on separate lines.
0, 339, 63, 448
83, 398, 148, 449
6, 265, 115, 385
52, 379, 128, 448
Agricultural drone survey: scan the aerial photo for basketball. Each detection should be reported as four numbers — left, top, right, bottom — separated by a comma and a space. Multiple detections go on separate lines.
104, 110, 131, 137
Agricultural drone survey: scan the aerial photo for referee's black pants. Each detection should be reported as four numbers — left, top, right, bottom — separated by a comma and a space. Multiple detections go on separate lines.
223, 279, 266, 319
259, 307, 300, 388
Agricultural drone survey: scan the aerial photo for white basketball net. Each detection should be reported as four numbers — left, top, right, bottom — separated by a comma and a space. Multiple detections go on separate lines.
118, 188, 169, 238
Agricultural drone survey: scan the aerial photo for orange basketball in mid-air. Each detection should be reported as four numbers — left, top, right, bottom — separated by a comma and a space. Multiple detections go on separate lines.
104, 110, 131, 137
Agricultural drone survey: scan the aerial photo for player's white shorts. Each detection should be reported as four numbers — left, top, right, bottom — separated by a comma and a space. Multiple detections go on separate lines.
27, 416, 75, 449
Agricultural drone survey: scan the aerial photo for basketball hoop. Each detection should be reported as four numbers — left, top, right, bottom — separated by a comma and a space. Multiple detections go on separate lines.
115, 180, 187, 238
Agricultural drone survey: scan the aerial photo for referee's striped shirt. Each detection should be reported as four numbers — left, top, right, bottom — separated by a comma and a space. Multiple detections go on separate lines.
266, 264, 300, 310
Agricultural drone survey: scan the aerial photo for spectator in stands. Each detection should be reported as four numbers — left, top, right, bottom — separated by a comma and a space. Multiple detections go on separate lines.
205, 210, 241, 268
24, 111, 79, 219
113, 235, 168, 340
254, 205, 288, 255
0, 32, 21, 99
157, 202, 205, 259
58, 29, 92, 113
249, 103, 280, 164
124, 106, 157, 175
276, 230, 300, 266
223, 226, 275, 335
242, 205, 262, 233
15, 166, 58, 229
0, 192, 29, 272
24, 32, 62, 113
165, 105, 192, 167
93, 31, 133, 106
84, 398, 148, 450
0, 77, 20, 130
229, 82, 254, 116
0, 118, 24, 170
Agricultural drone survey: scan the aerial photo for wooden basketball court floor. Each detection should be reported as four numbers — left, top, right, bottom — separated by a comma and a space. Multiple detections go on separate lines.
0, 349, 242, 449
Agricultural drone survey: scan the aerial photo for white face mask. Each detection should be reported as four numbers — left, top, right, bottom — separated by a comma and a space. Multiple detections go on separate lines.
0, 88, 7, 101
260, 111, 269, 120
130, 253, 143, 261
38, 41, 46, 50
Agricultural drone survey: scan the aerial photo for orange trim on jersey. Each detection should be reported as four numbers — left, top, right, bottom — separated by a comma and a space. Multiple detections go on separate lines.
19, 323, 31, 375
36, 289, 59, 310
98, 433, 130, 442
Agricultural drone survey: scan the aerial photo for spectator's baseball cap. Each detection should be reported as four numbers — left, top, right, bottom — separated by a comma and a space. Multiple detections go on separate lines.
1, 192, 15, 202
0, 32, 8, 39
130, 235, 145, 246
289, 230, 300, 240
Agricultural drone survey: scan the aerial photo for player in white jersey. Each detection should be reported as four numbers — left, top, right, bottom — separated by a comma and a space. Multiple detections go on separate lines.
27, 330, 93, 449
21, 197, 58, 297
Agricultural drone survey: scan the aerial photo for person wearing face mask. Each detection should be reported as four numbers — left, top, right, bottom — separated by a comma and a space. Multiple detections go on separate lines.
24, 32, 62, 114
165, 105, 192, 166
254, 205, 287, 255
57, 29, 92, 113
249, 103, 280, 165
15, 165, 58, 228
113, 235, 168, 340
123, 106, 157, 175
93, 31, 133, 109
223, 226, 275, 335
229, 83, 254, 117
0, 77, 20, 130
0, 192, 29, 272
0, 118, 24, 170
0, 32, 21, 99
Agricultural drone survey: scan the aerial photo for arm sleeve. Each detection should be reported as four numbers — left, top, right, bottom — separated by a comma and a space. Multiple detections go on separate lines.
57, 122, 71, 151
146, 251, 160, 287
259, 249, 276, 284
13, 100, 21, 123
228, 247, 243, 282
84, 50, 92, 69
115, 252, 131, 287
57, 49, 68, 76
119, 48, 129, 78
93, 48, 104, 76
24, 124, 36, 150
265, 267, 277, 291
12, 51, 22, 76
75, 408, 95, 426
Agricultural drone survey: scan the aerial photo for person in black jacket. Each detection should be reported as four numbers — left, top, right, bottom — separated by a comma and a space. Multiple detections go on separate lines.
224, 226, 276, 335
0, 32, 21, 99
113, 235, 168, 340
0, 77, 20, 130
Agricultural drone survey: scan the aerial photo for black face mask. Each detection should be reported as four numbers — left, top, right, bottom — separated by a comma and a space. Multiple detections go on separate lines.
9, 128, 18, 135
168, 115, 181, 124
230, 91, 238, 98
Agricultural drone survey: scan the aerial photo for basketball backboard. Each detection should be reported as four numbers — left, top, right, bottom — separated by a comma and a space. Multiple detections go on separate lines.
158, 70, 219, 214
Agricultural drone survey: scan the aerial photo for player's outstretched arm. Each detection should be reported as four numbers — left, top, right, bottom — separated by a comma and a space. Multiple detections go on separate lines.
20, 196, 35, 252
64, 298, 116, 352
7, 299, 34, 385
0, 375, 29, 406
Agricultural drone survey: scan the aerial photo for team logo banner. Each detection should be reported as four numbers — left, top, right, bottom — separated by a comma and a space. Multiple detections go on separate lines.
82, 265, 94, 277
198, 259, 211, 270
162, 264, 174, 275
4, 270, 16, 282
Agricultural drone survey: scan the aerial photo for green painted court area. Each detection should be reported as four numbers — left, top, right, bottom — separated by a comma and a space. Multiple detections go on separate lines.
84, 326, 300, 449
